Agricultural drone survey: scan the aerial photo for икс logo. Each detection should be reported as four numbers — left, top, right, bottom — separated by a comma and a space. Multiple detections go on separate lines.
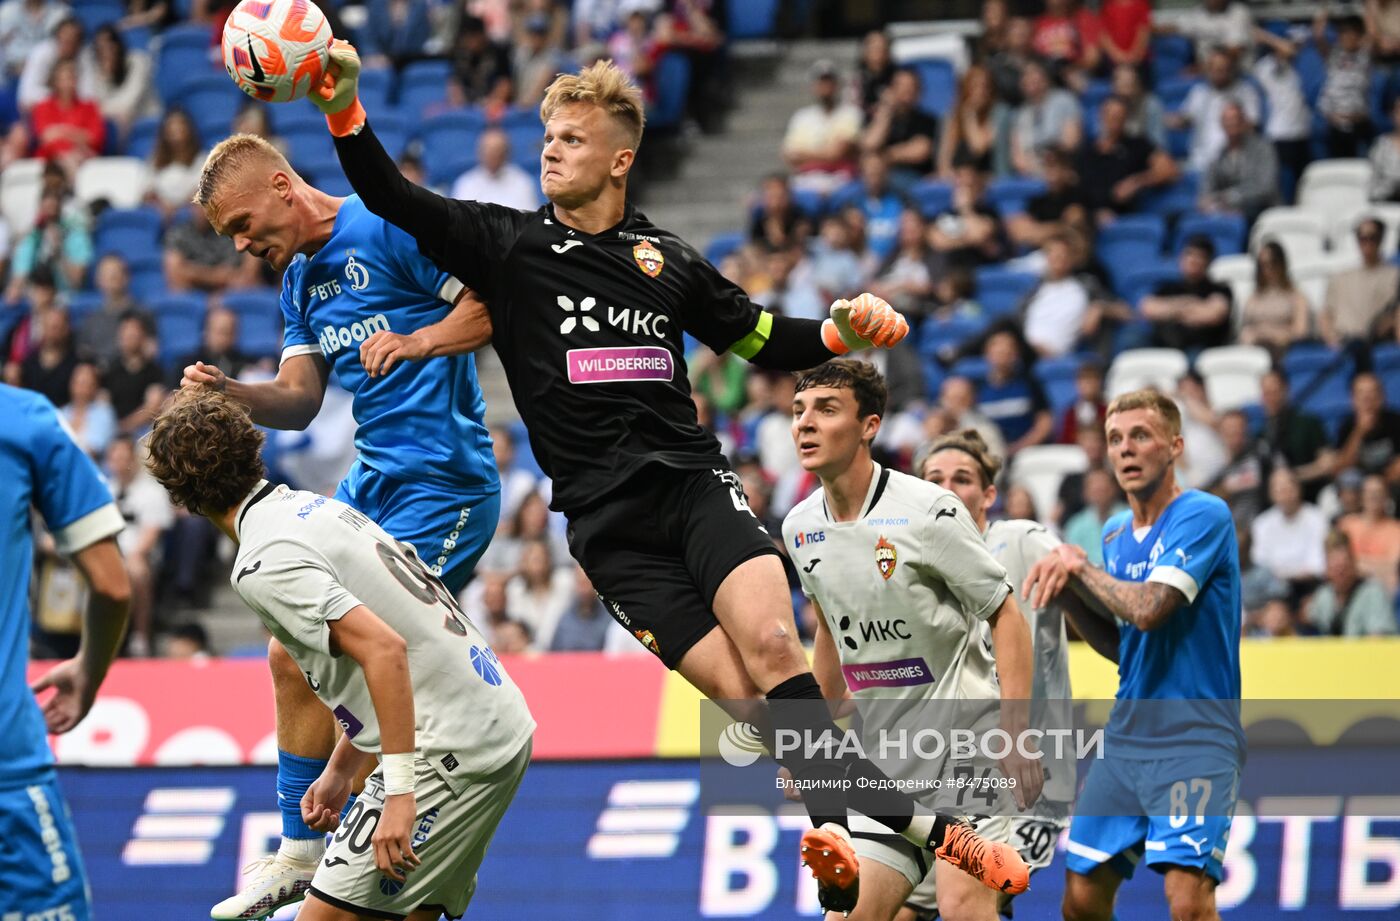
558, 295, 600, 334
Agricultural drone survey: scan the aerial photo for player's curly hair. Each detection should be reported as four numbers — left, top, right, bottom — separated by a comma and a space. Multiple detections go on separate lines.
923, 429, 1003, 488
194, 133, 297, 209
540, 60, 646, 149
145, 389, 266, 516
794, 359, 887, 420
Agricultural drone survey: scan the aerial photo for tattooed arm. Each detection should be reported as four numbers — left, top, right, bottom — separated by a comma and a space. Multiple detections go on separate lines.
1023, 543, 1186, 632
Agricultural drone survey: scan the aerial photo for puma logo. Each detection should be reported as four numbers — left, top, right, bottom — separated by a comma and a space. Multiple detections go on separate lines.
935, 507, 957, 522
237, 560, 262, 582
803, 558, 821, 573
551, 239, 584, 253
1180, 833, 1207, 856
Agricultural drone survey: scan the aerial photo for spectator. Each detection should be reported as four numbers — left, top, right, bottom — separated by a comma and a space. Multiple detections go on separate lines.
18, 305, 75, 405
1078, 95, 1178, 222
1063, 468, 1126, 564
359, 0, 431, 71
548, 564, 611, 652
1314, 12, 1374, 158
1199, 100, 1280, 221
989, 15, 1037, 107
755, 370, 799, 477
1056, 425, 1110, 523
1336, 372, 1400, 482
1238, 524, 1290, 635
806, 213, 867, 308
27, 58, 103, 171
869, 208, 939, 317
1251, 466, 1329, 591
230, 103, 285, 158
512, 12, 571, 107
76, 254, 147, 364
1368, 96, 1400, 201
927, 266, 982, 323
1008, 146, 1089, 247
1175, 370, 1229, 488
16, 16, 92, 113
862, 66, 939, 185
1003, 483, 1039, 521
492, 619, 533, 654
0, 0, 69, 85
106, 434, 172, 656
146, 108, 203, 215
1096, 0, 1151, 71
59, 360, 113, 456
852, 151, 904, 260
1058, 359, 1106, 444
1208, 408, 1266, 519
165, 622, 211, 660
1141, 235, 1233, 352
1021, 232, 1110, 358
1305, 532, 1398, 635
1338, 473, 1400, 594
1321, 218, 1399, 345
1032, 0, 1100, 89
748, 173, 808, 249
1370, 0, 1400, 66
163, 204, 257, 292
1170, 0, 1256, 63
936, 63, 1009, 178
170, 305, 248, 386
929, 161, 1007, 267
2, 265, 56, 374
856, 28, 895, 118
1239, 242, 1312, 354
781, 59, 863, 193
1257, 368, 1334, 497
505, 537, 572, 650
102, 311, 163, 433
1336, 466, 1367, 519
1110, 63, 1164, 147
570, 0, 631, 50
1009, 59, 1082, 177
490, 425, 539, 522
1172, 49, 1262, 174
607, 9, 657, 85
1251, 46, 1313, 189
449, 127, 539, 211
90, 24, 153, 137
450, 14, 513, 105
758, 243, 823, 321
920, 374, 1008, 464
978, 328, 1052, 454
7, 188, 90, 297
462, 568, 509, 636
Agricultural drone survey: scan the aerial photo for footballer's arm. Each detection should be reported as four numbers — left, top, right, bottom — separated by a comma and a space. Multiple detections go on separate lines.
182, 353, 330, 431
1023, 543, 1185, 633
1060, 590, 1121, 663
810, 601, 854, 718
985, 593, 1043, 809
361, 286, 494, 379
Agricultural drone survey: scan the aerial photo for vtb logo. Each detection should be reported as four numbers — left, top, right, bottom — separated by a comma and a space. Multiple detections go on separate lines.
558, 295, 599, 334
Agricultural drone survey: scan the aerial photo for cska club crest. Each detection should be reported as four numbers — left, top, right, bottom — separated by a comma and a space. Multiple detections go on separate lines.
633, 241, 664, 277
634, 628, 661, 656
875, 535, 897, 581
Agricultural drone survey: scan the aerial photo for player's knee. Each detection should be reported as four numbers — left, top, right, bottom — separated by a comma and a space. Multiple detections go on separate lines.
936, 887, 995, 921
1165, 882, 1217, 921
1061, 882, 1112, 921
748, 622, 805, 674
267, 637, 300, 682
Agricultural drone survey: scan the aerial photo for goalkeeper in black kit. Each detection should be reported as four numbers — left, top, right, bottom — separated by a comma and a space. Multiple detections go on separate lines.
308, 42, 1031, 913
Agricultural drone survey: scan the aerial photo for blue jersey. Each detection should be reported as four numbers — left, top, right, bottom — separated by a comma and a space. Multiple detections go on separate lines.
0, 385, 124, 786
280, 195, 498, 495
1100, 489, 1243, 758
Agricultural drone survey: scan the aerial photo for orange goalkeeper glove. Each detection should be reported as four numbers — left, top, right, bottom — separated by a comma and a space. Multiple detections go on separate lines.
312, 39, 365, 137
821, 293, 910, 354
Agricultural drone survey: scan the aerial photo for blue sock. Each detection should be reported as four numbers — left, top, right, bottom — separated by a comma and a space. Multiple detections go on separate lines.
277, 750, 328, 840
339, 793, 358, 823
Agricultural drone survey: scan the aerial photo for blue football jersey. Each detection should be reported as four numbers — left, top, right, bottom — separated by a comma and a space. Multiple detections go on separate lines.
280, 195, 497, 495
1100, 489, 1244, 758
0, 385, 124, 785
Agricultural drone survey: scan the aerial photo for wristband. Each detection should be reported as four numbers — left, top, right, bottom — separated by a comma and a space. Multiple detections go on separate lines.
325, 98, 366, 138
381, 752, 415, 795
821, 318, 851, 355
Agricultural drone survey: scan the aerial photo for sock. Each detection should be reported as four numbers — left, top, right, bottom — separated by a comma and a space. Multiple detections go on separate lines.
765, 673, 849, 829
277, 749, 329, 841
278, 835, 324, 862
339, 793, 358, 823
900, 813, 954, 851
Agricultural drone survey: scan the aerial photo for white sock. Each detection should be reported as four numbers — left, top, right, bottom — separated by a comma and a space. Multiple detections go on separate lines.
900, 814, 936, 850
820, 821, 852, 844
279, 836, 326, 863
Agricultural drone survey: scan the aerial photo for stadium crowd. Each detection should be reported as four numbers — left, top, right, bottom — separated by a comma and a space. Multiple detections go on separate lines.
6, 0, 1399, 660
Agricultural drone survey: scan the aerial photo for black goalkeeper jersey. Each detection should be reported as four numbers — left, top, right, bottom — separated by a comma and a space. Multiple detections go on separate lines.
333, 124, 768, 514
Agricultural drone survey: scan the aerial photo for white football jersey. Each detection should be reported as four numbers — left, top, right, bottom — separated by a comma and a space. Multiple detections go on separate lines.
231, 481, 535, 789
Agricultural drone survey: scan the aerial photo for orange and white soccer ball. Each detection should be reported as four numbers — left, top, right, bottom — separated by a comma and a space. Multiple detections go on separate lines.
222, 0, 333, 103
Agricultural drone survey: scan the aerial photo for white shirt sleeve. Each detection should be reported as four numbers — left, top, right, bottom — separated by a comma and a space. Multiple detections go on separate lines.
235, 539, 364, 656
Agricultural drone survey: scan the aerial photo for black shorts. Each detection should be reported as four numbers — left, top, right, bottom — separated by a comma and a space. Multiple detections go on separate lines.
565, 463, 781, 669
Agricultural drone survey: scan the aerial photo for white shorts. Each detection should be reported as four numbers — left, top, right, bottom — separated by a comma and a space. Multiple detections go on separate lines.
310, 740, 531, 920
849, 812, 1013, 913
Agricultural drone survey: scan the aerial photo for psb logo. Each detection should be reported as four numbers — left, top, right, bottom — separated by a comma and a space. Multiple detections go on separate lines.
344, 254, 370, 290
793, 530, 825, 549
875, 535, 898, 580
717, 721, 766, 767
558, 295, 600, 334
470, 645, 504, 686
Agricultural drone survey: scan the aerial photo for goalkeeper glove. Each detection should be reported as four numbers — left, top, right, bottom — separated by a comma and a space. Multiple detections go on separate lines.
821, 293, 910, 354
312, 39, 365, 137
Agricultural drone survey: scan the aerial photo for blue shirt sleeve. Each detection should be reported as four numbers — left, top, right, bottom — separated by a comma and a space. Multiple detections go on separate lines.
1147, 494, 1233, 604
26, 395, 122, 552
279, 260, 318, 358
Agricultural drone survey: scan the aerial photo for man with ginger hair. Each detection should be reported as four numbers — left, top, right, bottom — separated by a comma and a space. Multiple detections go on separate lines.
306, 43, 1026, 912
179, 132, 505, 920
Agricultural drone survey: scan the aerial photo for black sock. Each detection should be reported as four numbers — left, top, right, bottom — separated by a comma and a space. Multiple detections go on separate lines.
764, 673, 848, 829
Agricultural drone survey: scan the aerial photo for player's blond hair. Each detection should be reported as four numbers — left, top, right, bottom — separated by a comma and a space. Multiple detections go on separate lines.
540, 60, 646, 149
923, 429, 1003, 488
193, 133, 298, 210
1105, 389, 1183, 439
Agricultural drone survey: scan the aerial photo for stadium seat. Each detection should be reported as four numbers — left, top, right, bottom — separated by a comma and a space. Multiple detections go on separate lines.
1149, 35, 1193, 84
1297, 159, 1372, 212
1119, 262, 1181, 310
398, 81, 450, 121
725, 0, 777, 39
238, 310, 283, 358
74, 2, 122, 33
949, 356, 989, 385
1374, 342, 1400, 371
268, 104, 324, 135
1282, 343, 1354, 413
130, 266, 167, 302
1207, 253, 1257, 328
152, 296, 205, 367
1249, 206, 1328, 262
1174, 212, 1246, 256
1138, 171, 1198, 217
1106, 348, 1189, 397
123, 114, 163, 158
649, 52, 691, 132
314, 172, 355, 198
66, 291, 105, 326
1291, 253, 1359, 312
973, 267, 1038, 317
357, 67, 394, 113
75, 157, 151, 208
1329, 202, 1400, 260
1097, 215, 1166, 286
95, 206, 163, 262
919, 315, 987, 358
221, 287, 280, 324
909, 58, 956, 117
1009, 445, 1089, 524
1295, 43, 1328, 104
790, 187, 826, 219
1196, 345, 1271, 409
1381, 366, 1400, 408
985, 177, 1046, 216
157, 43, 219, 103
704, 231, 745, 265
180, 76, 246, 145
280, 127, 337, 178
1156, 76, 1199, 112
420, 113, 484, 184
909, 179, 952, 217
0, 158, 44, 233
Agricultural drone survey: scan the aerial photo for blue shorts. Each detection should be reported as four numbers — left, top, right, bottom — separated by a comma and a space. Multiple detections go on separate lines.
335, 460, 500, 595
0, 774, 91, 920
1065, 753, 1240, 883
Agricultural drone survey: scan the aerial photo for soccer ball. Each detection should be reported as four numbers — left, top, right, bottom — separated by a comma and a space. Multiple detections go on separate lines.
222, 0, 333, 103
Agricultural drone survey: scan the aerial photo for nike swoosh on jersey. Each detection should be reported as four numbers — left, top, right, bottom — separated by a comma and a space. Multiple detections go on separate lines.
246, 34, 265, 83
237, 560, 262, 582
551, 240, 584, 253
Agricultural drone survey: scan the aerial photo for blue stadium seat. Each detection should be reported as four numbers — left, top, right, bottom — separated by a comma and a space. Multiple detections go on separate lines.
920, 355, 945, 398
221, 287, 280, 324
420, 113, 483, 183
1120, 263, 1182, 309
1296, 44, 1327, 105
157, 45, 220, 103
826, 179, 864, 213
130, 267, 167, 302
1174, 212, 1247, 256
1035, 352, 1097, 385
314, 172, 354, 198
1312, 394, 1355, 438
1282, 344, 1354, 413
124, 115, 162, 159
1139, 171, 1199, 217
238, 310, 283, 358
919, 315, 988, 359
985, 177, 1046, 216
649, 52, 691, 131
1374, 342, 1400, 371
398, 81, 450, 121
1157, 77, 1199, 112
1381, 367, 1400, 408
67, 291, 105, 327
508, 420, 544, 478
269, 104, 324, 135
95, 206, 163, 263
180, 77, 246, 145
504, 119, 543, 173
1096, 214, 1167, 284
399, 60, 453, 98
357, 67, 394, 114
73, 2, 122, 33
281, 127, 337, 177
949, 356, 989, 386
1150, 35, 1193, 86
790, 187, 826, 219
909, 180, 952, 217
149, 293, 205, 320
121, 25, 151, 51
974, 267, 1038, 317
704, 231, 745, 265
909, 58, 956, 118
726, 0, 777, 39
160, 23, 212, 52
